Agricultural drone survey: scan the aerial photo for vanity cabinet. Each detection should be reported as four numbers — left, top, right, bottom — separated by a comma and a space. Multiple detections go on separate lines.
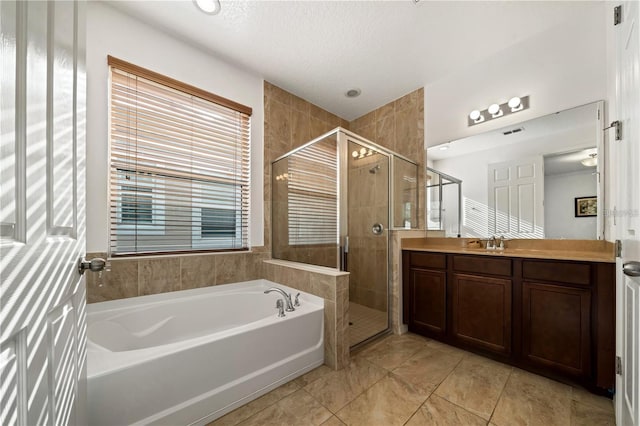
402, 250, 615, 393
452, 273, 512, 356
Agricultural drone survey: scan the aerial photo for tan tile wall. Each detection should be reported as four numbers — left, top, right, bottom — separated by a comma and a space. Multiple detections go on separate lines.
264, 81, 349, 253
263, 260, 350, 370
389, 229, 427, 334
85, 250, 270, 303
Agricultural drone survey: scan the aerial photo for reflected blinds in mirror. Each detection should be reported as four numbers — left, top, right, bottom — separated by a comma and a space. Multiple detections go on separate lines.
108, 57, 251, 255
287, 141, 337, 245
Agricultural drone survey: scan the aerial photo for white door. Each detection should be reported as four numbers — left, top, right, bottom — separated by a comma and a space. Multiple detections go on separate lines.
488, 156, 544, 239
1, 1, 87, 424
614, 1, 640, 425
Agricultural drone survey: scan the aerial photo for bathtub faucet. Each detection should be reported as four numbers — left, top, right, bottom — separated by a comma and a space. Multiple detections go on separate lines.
264, 287, 295, 312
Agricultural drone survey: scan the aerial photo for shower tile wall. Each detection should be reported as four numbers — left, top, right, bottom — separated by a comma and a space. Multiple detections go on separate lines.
347, 154, 389, 312
264, 81, 349, 255
350, 88, 426, 229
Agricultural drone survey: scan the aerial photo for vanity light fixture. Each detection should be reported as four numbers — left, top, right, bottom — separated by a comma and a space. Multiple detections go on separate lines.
468, 95, 530, 127
194, 0, 221, 15
488, 103, 503, 118
351, 147, 376, 160
469, 110, 484, 124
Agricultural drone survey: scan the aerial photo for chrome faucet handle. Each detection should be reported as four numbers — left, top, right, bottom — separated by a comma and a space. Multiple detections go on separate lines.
294, 293, 301, 307
276, 299, 286, 317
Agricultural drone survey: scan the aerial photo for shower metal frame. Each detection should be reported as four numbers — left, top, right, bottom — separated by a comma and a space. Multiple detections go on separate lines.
426, 166, 462, 237
272, 127, 419, 348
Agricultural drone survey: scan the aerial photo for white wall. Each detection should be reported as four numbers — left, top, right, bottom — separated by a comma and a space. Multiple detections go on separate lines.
424, 2, 606, 147
545, 170, 597, 239
86, 2, 264, 252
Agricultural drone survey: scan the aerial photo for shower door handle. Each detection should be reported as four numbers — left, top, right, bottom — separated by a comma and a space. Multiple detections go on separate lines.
372, 223, 384, 235
340, 236, 349, 271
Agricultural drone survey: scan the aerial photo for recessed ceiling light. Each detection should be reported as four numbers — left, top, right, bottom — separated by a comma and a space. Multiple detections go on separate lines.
345, 88, 361, 98
194, 0, 221, 15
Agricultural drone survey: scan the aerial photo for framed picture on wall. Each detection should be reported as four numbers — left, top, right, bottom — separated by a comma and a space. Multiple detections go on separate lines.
575, 196, 597, 217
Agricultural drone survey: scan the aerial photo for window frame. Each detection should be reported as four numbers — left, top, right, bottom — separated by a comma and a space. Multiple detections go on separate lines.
107, 56, 252, 257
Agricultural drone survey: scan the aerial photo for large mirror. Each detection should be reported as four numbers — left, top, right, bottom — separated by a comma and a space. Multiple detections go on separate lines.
426, 101, 604, 240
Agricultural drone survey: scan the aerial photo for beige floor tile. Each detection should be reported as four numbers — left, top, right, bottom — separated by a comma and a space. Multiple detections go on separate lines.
392, 346, 464, 396
293, 365, 334, 388
335, 374, 426, 426
303, 357, 388, 412
238, 389, 332, 426
424, 338, 469, 357
356, 333, 428, 370
435, 354, 512, 420
571, 387, 614, 413
491, 369, 572, 426
571, 400, 616, 426
405, 395, 487, 426
208, 381, 299, 426
321, 415, 346, 425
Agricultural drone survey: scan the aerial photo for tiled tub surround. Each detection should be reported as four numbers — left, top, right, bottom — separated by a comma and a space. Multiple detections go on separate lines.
209, 333, 614, 426
263, 260, 350, 370
85, 250, 270, 303
87, 280, 324, 425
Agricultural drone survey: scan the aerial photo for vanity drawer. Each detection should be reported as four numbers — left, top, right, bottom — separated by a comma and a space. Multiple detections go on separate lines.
452, 255, 512, 277
522, 260, 591, 286
410, 252, 447, 269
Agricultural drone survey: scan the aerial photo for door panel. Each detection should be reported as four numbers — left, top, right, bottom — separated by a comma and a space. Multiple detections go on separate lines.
615, 1, 640, 425
0, 1, 86, 424
488, 156, 544, 238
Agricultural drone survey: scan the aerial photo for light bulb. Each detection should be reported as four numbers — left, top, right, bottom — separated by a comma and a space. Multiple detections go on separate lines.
360, 147, 367, 155
488, 104, 501, 116
352, 151, 358, 158
508, 96, 522, 110
469, 110, 482, 121
194, 0, 221, 14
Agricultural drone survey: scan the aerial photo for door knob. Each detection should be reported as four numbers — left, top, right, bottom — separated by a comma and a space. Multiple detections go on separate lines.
78, 257, 107, 275
623, 261, 640, 277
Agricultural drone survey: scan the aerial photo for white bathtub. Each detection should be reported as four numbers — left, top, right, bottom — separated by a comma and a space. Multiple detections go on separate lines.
87, 279, 324, 425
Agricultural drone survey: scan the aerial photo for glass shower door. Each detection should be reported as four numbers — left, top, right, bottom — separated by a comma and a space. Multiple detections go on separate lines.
343, 138, 390, 347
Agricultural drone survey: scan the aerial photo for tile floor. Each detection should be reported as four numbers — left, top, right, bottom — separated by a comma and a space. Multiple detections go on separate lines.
209, 333, 615, 426
349, 302, 388, 346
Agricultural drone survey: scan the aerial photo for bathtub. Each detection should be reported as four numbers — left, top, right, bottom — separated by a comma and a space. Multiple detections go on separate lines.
87, 279, 324, 425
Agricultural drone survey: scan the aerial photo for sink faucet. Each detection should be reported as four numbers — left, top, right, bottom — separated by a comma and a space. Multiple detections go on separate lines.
497, 235, 505, 250
264, 287, 295, 312
487, 235, 497, 250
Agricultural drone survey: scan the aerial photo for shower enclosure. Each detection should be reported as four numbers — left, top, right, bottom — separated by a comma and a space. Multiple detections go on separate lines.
426, 167, 462, 237
272, 128, 419, 347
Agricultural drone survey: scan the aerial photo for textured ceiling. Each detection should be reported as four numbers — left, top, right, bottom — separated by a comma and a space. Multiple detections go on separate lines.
107, 0, 601, 121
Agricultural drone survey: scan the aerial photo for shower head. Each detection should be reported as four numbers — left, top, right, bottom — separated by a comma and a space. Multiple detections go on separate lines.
369, 164, 380, 174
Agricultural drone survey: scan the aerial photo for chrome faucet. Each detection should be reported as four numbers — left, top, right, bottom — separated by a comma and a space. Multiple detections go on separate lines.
487, 235, 497, 250
264, 287, 295, 311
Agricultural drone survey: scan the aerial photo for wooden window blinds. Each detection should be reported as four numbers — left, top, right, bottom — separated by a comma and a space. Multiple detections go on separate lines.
108, 56, 251, 256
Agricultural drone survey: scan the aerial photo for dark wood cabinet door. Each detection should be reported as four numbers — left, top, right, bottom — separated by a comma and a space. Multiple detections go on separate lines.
451, 273, 512, 355
522, 282, 591, 378
409, 269, 447, 338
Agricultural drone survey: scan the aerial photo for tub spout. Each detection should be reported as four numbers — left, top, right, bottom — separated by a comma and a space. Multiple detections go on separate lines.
264, 287, 295, 311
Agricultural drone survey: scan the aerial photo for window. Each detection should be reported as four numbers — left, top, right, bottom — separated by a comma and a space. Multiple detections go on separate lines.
287, 140, 337, 245
108, 56, 251, 256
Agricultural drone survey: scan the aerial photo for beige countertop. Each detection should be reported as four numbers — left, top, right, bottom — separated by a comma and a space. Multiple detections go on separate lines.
402, 237, 616, 263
